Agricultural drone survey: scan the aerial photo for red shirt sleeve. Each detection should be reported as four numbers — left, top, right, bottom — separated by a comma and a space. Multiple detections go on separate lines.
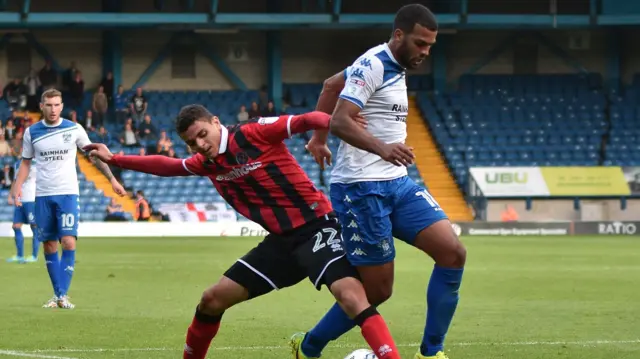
181, 153, 210, 176
248, 112, 330, 144
109, 155, 192, 177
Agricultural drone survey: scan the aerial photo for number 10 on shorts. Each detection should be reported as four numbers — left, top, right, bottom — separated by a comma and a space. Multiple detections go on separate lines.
61, 213, 76, 228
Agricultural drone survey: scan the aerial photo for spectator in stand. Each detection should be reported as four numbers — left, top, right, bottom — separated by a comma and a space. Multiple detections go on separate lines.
114, 85, 129, 124
130, 87, 147, 124
1, 164, 13, 189
91, 126, 114, 146
82, 110, 99, 132
237, 105, 249, 123
120, 123, 139, 148
10, 131, 22, 156
156, 130, 173, 155
262, 100, 278, 117
138, 114, 158, 142
23, 69, 41, 112
4, 117, 19, 142
248, 101, 260, 119
0, 136, 11, 156
68, 110, 78, 124
3, 78, 27, 111
69, 72, 85, 112
39, 60, 58, 89
104, 198, 127, 222
138, 147, 146, 156
100, 72, 114, 103
92, 86, 109, 125
125, 117, 136, 131
166, 147, 178, 158
62, 61, 79, 90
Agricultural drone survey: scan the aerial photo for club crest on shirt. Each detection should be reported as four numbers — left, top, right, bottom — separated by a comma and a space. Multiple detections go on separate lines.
235, 151, 249, 165
62, 133, 72, 143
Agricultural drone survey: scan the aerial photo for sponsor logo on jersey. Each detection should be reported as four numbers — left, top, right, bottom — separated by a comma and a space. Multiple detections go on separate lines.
216, 162, 262, 181
391, 104, 408, 112
349, 78, 365, 87
39, 149, 70, 162
258, 116, 279, 125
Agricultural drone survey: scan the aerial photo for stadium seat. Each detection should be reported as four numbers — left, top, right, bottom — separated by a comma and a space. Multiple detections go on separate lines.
416, 73, 614, 190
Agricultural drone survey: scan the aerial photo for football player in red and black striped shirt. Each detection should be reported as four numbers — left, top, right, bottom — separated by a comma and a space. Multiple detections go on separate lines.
84, 105, 403, 359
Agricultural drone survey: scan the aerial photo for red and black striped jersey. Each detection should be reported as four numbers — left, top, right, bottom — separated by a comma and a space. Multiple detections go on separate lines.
108, 112, 333, 235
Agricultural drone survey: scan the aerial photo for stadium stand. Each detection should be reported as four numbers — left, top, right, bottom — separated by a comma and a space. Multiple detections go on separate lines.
606, 74, 640, 166
0, 83, 430, 223
417, 73, 609, 191
2, 71, 631, 223
110, 85, 428, 221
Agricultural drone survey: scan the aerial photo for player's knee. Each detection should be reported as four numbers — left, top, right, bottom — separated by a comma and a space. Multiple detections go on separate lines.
60, 236, 76, 250
199, 287, 228, 315
366, 284, 393, 305
12, 223, 22, 230
452, 241, 467, 267
434, 237, 466, 268
43, 241, 57, 254
330, 277, 370, 317
199, 280, 246, 315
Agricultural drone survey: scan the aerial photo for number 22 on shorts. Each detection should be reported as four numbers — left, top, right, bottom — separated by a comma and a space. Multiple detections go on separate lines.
312, 228, 344, 253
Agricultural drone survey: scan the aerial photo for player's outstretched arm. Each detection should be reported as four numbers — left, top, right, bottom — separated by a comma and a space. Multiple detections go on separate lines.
331, 100, 415, 167
311, 71, 367, 142
312, 71, 347, 143
90, 156, 127, 196
251, 112, 331, 145
83, 144, 193, 177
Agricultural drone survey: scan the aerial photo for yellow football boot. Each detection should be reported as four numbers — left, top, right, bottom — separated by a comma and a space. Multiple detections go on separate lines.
415, 350, 450, 359
289, 332, 319, 359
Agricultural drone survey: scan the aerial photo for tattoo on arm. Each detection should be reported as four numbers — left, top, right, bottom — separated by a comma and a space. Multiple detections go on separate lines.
92, 157, 115, 181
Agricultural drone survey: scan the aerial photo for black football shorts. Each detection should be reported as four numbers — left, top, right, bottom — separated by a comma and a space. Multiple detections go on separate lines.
224, 212, 359, 299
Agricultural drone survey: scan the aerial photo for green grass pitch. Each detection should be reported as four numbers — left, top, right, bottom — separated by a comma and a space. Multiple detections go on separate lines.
1, 235, 639, 358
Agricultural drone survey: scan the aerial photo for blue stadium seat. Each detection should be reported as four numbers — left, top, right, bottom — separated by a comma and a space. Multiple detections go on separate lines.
415, 73, 618, 190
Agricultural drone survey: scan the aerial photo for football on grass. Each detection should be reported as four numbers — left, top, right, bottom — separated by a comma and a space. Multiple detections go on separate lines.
344, 349, 378, 359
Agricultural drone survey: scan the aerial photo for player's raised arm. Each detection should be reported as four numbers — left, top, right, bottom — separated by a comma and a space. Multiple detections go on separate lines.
249, 112, 331, 145
331, 60, 415, 166
310, 71, 347, 142
83, 143, 198, 177
311, 70, 368, 143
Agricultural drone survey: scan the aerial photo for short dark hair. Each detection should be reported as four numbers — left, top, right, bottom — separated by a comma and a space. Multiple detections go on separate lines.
393, 4, 438, 33
176, 104, 213, 133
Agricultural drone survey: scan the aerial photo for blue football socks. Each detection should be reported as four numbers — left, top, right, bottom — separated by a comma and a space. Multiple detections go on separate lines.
301, 302, 356, 357
60, 249, 76, 296
420, 265, 464, 356
301, 266, 464, 358
30, 225, 39, 259
44, 252, 62, 297
13, 227, 24, 258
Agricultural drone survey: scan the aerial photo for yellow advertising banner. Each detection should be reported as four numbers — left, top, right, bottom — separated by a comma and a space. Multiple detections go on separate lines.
539, 167, 631, 196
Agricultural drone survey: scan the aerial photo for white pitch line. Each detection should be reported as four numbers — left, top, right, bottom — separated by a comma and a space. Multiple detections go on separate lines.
23, 339, 640, 354
0, 350, 77, 359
